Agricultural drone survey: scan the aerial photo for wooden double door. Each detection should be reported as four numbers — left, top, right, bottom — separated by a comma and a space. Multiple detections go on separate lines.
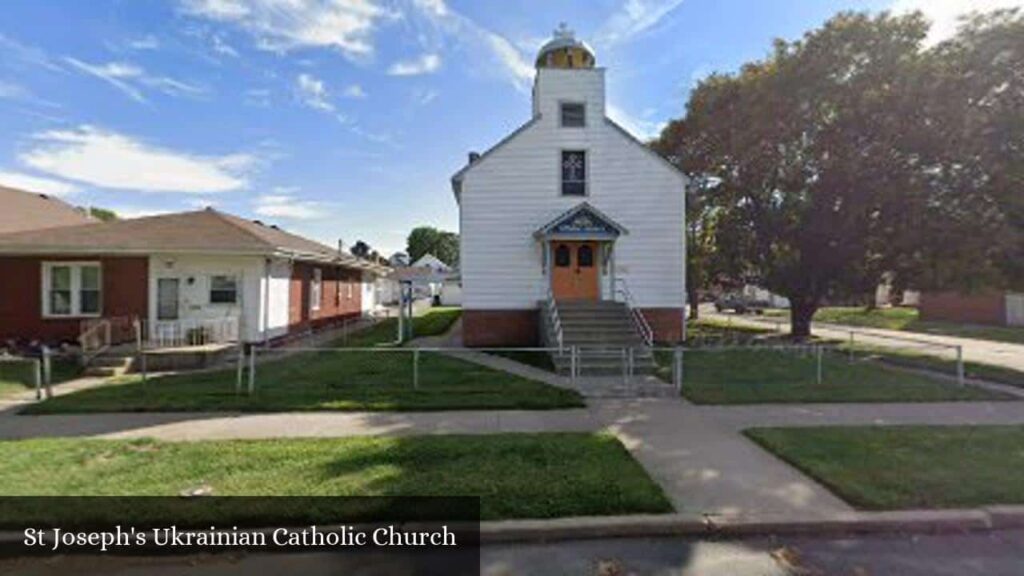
551, 241, 600, 301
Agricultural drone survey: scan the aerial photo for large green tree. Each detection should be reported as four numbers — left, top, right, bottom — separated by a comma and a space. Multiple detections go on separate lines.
658, 10, 1020, 337
406, 226, 459, 266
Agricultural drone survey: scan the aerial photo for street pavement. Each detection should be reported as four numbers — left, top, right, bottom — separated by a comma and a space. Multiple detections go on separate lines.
5, 530, 1022, 575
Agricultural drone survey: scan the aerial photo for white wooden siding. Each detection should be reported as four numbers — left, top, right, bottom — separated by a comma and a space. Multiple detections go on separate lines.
459, 67, 686, 310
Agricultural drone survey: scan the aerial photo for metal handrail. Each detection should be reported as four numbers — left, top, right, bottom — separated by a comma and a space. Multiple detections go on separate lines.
614, 278, 654, 347
545, 287, 564, 354
139, 317, 241, 349
78, 318, 112, 363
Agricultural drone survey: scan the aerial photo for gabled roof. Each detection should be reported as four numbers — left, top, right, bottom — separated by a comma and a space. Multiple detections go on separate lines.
0, 207, 390, 273
534, 202, 628, 239
450, 114, 688, 203
0, 185, 93, 233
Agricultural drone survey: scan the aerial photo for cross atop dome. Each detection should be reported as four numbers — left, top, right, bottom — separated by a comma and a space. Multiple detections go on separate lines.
536, 23, 595, 69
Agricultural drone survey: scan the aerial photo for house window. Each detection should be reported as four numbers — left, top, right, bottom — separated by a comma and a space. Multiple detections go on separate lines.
561, 150, 586, 196
578, 245, 594, 268
43, 262, 101, 317
560, 102, 586, 128
310, 268, 322, 311
554, 244, 571, 267
209, 275, 238, 304
347, 278, 354, 300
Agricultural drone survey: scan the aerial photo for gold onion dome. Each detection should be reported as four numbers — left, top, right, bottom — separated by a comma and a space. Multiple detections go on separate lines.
536, 23, 596, 69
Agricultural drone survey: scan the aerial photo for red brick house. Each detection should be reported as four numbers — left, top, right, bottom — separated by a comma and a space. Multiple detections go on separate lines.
0, 208, 390, 346
919, 291, 1024, 327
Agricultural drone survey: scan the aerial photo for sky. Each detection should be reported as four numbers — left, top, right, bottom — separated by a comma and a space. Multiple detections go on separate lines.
0, 0, 1018, 256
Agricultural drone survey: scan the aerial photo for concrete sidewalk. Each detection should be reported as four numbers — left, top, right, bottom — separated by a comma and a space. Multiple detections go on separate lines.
8, 397, 1024, 520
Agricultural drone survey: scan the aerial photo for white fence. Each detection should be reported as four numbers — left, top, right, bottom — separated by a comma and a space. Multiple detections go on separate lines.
143, 317, 240, 349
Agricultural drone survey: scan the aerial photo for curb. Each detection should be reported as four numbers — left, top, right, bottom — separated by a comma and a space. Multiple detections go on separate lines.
479, 507, 1024, 543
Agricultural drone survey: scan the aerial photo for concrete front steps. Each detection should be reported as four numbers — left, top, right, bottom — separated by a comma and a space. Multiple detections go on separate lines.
551, 300, 657, 376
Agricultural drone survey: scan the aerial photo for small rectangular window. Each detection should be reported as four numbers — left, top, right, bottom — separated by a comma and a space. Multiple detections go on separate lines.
561, 150, 587, 196
560, 102, 586, 128
310, 268, 322, 311
209, 275, 238, 304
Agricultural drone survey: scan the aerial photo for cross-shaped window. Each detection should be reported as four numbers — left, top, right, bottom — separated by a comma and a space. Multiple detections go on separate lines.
562, 150, 586, 196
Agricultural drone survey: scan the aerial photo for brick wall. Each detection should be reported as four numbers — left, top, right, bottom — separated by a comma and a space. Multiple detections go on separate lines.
0, 256, 148, 344
288, 262, 363, 334
640, 307, 685, 343
463, 309, 539, 347
919, 291, 1007, 326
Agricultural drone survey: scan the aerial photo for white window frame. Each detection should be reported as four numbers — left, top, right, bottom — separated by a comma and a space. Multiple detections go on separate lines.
560, 149, 589, 197
310, 268, 322, 312
41, 261, 102, 318
209, 275, 239, 305
347, 277, 354, 300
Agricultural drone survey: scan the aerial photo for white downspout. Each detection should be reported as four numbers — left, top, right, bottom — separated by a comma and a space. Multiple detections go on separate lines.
262, 258, 271, 346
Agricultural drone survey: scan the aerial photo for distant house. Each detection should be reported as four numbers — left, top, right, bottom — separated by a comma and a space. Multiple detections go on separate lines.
919, 291, 1024, 327
0, 185, 93, 233
411, 253, 452, 274
0, 208, 390, 346
389, 252, 410, 268
450, 26, 687, 346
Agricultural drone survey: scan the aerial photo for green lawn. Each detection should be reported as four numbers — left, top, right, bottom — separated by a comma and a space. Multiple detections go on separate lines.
332, 307, 462, 347
0, 433, 671, 521
23, 349, 583, 414
655, 348, 1009, 404
765, 306, 1024, 345
0, 358, 80, 399
746, 425, 1024, 510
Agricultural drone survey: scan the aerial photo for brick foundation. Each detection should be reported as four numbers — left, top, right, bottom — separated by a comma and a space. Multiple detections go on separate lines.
919, 291, 1006, 326
463, 309, 539, 347
640, 307, 685, 343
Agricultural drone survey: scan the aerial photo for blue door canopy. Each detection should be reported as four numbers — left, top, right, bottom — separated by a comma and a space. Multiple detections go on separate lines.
534, 202, 628, 241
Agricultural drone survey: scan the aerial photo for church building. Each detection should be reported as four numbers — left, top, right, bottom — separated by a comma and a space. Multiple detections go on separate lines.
451, 25, 687, 349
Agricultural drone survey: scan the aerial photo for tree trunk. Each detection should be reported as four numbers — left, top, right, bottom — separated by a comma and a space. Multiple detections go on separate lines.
687, 286, 700, 320
790, 299, 818, 340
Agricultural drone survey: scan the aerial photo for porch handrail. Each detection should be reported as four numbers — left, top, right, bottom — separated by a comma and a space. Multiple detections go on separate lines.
545, 287, 564, 354
78, 318, 111, 363
614, 278, 654, 347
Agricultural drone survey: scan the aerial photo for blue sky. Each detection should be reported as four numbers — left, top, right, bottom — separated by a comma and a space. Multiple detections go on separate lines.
0, 0, 1012, 255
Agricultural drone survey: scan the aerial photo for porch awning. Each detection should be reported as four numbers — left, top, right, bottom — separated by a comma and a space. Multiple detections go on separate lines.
533, 202, 628, 241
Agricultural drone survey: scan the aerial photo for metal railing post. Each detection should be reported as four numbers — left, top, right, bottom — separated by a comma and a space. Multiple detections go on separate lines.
413, 349, 420, 390
236, 344, 244, 394
621, 347, 628, 385
956, 345, 965, 387
40, 346, 53, 399
33, 358, 42, 401
816, 345, 824, 386
247, 345, 256, 395
674, 346, 684, 392
627, 347, 635, 379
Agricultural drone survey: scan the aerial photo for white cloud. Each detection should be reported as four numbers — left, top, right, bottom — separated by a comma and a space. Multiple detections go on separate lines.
65, 58, 206, 103
103, 205, 174, 219
179, 0, 393, 59
127, 35, 160, 50
254, 191, 325, 219
0, 33, 63, 73
343, 84, 367, 98
387, 53, 441, 76
0, 80, 31, 101
607, 102, 664, 140
411, 87, 438, 106
19, 126, 254, 194
410, 1, 533, 91
595, 0, 687, 47
892, 0, 1024, 45
0, 170, 79, 196
296, 73, 335, 112
211, 33, 240, 57
244, 87, 271, 107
